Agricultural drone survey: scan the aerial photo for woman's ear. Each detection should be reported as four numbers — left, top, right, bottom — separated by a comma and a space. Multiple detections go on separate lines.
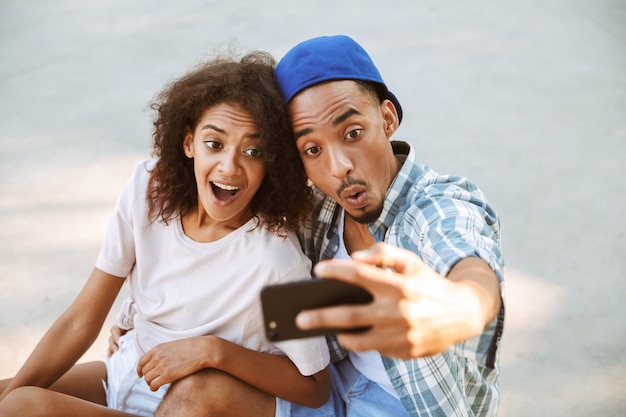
381, 100, 399, 137
183, 128, 194, 158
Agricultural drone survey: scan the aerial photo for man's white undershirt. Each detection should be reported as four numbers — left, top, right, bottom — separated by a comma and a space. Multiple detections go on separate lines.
335, 210, 399, 398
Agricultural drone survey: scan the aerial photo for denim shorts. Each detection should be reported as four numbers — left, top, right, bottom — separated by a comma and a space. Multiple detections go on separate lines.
277, 358, 409, 417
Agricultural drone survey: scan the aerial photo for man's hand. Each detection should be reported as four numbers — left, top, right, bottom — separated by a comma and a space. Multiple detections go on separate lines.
107, 325, 127, 357
295, 243, 501, 359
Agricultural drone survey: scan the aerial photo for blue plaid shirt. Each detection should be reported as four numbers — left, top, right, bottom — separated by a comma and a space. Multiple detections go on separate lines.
297, 141, 505, 417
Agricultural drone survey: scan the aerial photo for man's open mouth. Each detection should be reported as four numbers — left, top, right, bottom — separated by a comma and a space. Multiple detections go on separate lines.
211, 181, 240, 202
340, 184, 368, 208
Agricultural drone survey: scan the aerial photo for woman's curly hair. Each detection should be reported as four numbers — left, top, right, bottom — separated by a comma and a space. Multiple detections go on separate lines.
147, 51, 312, 234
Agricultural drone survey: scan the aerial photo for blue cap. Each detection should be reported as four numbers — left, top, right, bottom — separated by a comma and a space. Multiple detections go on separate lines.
275, 35, 403, 124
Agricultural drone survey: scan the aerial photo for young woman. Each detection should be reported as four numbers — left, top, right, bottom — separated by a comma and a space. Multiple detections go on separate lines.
0, 51, 330, 417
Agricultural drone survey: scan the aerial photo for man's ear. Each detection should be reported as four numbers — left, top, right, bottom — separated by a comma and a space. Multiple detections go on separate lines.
381, 100, 399, 137
183, 128, 194, 158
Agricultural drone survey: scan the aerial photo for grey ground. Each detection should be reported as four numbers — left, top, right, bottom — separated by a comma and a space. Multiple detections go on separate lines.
0, 1, 624, 415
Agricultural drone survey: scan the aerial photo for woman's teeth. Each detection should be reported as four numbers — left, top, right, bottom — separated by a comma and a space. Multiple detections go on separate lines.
211, 182, 240, 201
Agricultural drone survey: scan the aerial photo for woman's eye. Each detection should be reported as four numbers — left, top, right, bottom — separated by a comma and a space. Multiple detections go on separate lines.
244, 148, 263, 158
345, 129, 361, 140
204, 140, 222, 150
304, 146, 322, 156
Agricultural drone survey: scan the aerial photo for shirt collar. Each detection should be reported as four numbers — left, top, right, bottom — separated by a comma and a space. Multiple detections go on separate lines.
369, 141, 416, 239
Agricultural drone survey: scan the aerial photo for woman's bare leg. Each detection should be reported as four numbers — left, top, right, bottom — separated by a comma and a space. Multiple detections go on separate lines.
0, 380, 9, 397
0, 386, 137, 417
0, 361, 107, 405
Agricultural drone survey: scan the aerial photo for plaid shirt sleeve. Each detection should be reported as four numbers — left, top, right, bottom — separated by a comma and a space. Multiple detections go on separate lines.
372, 142, 504, 416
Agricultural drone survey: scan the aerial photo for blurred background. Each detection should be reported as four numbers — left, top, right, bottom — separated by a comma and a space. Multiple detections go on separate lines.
1, 1, 624, 415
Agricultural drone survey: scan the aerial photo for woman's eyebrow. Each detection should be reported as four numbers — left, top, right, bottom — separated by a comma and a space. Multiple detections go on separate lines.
200, 123, 225, 134
200, 124, 260, 139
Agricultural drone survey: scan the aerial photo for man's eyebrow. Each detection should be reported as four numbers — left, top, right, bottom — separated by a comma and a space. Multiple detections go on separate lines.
294, 108, 361, 140
294, 127, 313, 140
333, 108, 361, 126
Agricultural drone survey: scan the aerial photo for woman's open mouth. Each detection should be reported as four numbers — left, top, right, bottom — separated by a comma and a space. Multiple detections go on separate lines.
211, 181, 240, 202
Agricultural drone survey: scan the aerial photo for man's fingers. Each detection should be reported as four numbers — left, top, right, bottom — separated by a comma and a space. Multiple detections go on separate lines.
107, 336, 115, 357
351, 242, 423, 275
111, 325, 121, 338
107, 325, 125, 357
313, 258, 405, 293
296, 304, 374, 331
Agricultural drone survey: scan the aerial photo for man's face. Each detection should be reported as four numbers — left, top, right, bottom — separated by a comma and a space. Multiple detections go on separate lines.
289, 80, 400, 224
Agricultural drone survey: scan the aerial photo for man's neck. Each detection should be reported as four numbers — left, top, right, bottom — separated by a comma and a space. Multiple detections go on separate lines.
342, 213, 376, 255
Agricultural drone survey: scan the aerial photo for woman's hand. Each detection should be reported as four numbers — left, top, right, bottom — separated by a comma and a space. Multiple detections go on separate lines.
137, 337, 212, 391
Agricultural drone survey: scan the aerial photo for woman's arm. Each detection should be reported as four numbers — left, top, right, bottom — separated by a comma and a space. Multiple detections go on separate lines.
0, 268, 124, 401
137, 336, 331, 408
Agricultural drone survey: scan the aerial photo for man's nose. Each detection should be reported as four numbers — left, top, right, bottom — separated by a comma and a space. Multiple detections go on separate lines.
328, 149, 352, 179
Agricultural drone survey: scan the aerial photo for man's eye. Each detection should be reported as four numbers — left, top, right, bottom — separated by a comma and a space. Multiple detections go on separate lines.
345, 129, 361, 140
304, 146, 322, 156
244, 148, 263, 158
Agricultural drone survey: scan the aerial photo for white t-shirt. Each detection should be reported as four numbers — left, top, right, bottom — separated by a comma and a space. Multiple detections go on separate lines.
96, 158, 329, 377
335, 211, 398, 398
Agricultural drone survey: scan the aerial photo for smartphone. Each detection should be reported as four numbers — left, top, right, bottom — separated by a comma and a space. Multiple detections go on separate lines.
260, 278, 373, 341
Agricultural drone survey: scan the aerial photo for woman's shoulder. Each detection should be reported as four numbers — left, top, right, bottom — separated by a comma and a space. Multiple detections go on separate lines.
249, 226, 310, 269
112, 157, 157, 214
134, 157, 157, 179
121, 157, 157, 192
251, 226, 303, 253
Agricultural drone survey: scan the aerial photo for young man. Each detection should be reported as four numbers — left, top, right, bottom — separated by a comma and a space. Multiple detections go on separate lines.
108, 35, 505, 416
271, 34, 504, 417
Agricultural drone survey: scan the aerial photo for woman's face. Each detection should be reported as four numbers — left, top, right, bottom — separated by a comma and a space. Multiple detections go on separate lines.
184, 101, 265, 229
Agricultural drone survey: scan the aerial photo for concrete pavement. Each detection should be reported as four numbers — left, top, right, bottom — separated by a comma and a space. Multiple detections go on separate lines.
1, 1, 625, 415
